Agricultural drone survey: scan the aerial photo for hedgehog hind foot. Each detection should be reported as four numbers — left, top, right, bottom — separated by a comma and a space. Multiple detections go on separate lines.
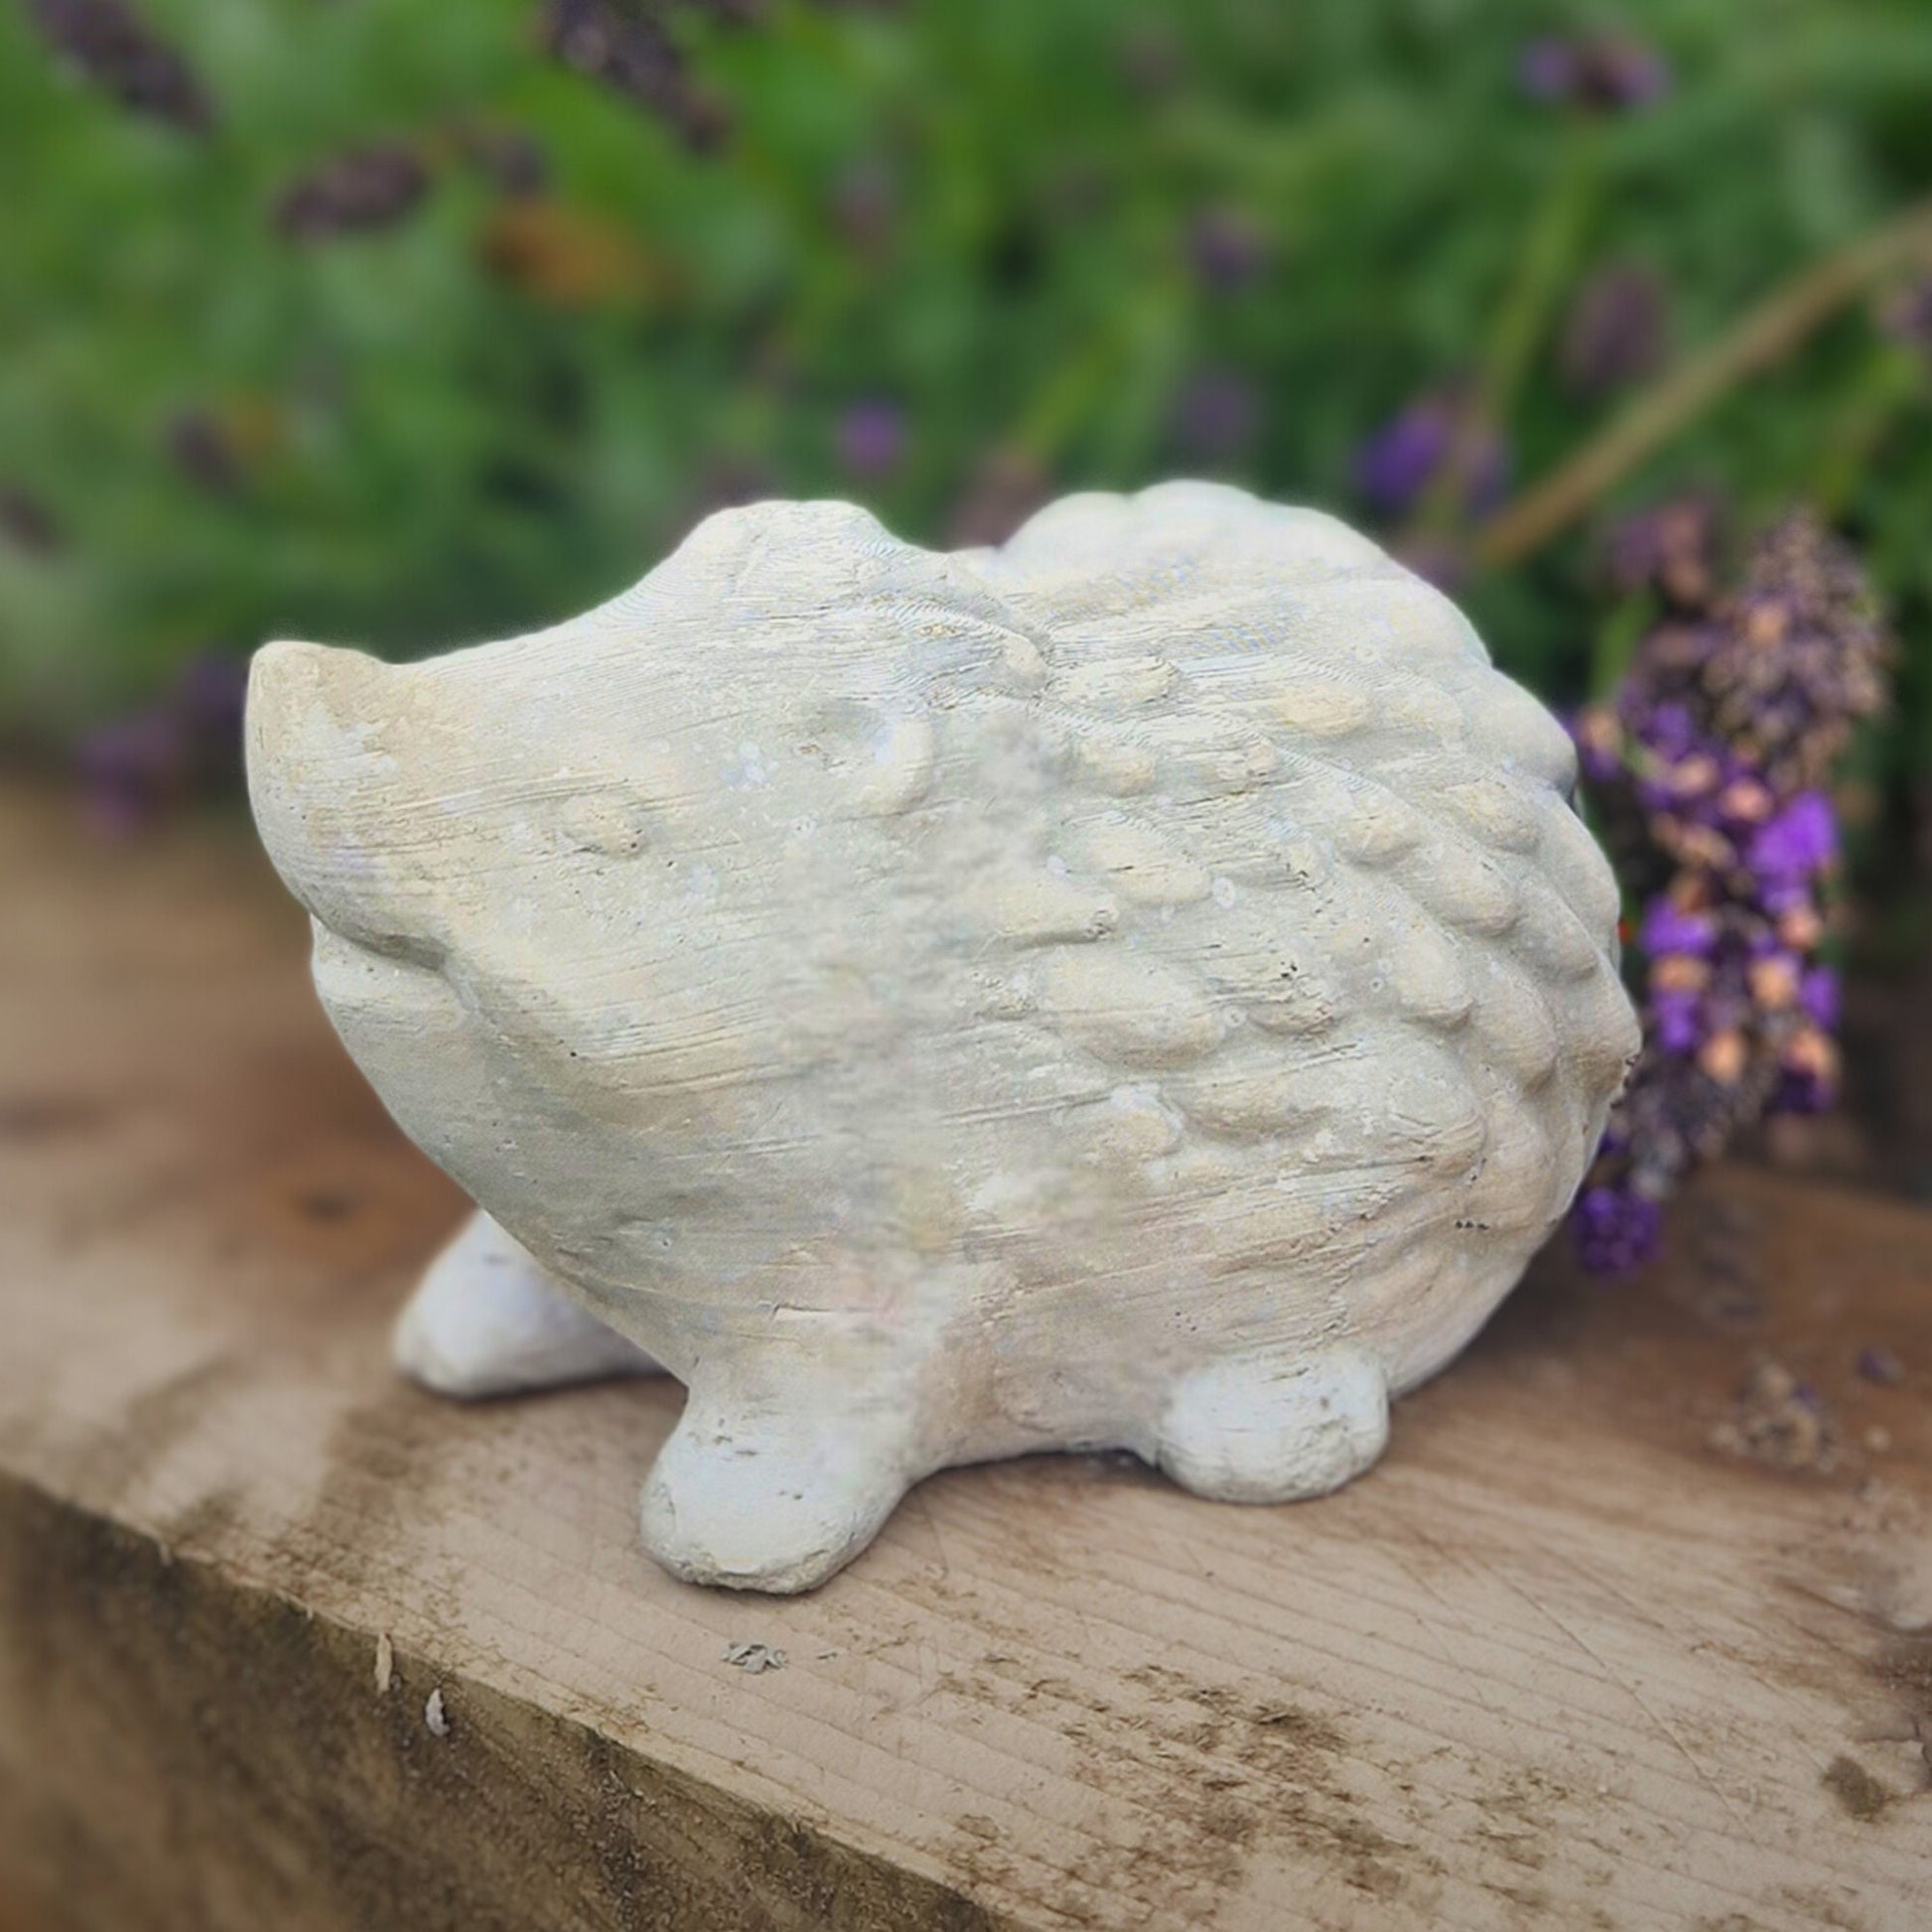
394, 1209, 659, 1399
1155, 1342, 1390, 1504
638, 1383, 917, 1594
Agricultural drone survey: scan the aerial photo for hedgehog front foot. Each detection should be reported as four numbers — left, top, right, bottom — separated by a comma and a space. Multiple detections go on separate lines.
638, 1384, 915, 1594
394, 1209, 659, 1398
1155, 1343, 1390, 1504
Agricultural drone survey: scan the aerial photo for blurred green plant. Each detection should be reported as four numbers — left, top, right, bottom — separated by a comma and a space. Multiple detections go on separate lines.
4, 0, 1931, 872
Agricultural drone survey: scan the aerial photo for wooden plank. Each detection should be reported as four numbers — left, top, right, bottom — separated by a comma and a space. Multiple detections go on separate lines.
0, 781, 1927, 1931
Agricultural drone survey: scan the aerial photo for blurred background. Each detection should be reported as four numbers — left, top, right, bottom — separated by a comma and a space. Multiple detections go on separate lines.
4, 0, 1932, 1240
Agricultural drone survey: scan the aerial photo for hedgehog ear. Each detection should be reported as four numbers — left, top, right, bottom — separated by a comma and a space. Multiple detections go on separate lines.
250, 635, 393, 716
246, 640, 428, 947
247, 640, 399, 812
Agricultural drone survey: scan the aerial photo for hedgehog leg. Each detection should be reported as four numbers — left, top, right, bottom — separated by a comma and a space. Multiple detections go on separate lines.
1155, 1342, 1390, 1503
394, 1209, 658, 1399
638, 1374, 916, 1593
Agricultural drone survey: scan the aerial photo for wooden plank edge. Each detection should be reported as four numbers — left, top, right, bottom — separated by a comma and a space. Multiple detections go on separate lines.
0, 1471, 1031, 1932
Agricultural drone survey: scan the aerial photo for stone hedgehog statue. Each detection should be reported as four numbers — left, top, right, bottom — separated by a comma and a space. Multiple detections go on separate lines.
246, 483, 1638, 1592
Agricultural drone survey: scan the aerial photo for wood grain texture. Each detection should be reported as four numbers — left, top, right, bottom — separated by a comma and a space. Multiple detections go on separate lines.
0, 783, 1928, 1931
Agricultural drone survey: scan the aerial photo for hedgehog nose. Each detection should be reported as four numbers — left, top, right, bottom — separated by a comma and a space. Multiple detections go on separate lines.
246, 639, 431, 952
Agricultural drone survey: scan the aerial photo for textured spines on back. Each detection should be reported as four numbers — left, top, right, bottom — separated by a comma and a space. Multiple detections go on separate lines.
487, 481, 1629, 1290
948, 483, 1632, 1260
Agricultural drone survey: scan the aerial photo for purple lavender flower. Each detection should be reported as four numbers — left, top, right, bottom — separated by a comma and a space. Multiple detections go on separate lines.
1172, 371, 1260, 461
1856, 1345, 1904, 1385
1644, 700, 1700, 757
1573, 1183, 1663, 1275
77, 708, 184, 835
1773, 1026, 1840, 1114
1714, 515, 1888, 791
1608, 494, 1724, 608
1573, 503, 1887, 1275
1186, 209, 1266, 293
1518, 33, 1671, 112
29, 0, 212, 132
1587, 37, 1672, 109
1560, 263, 1667, 396
1799, 965, 1840, 1031
1355, 399, 1452, 515
172, 649, 247, 747
1516, 38, 1580, 103
275, 144, 429, 243
1353, 393, 1505, 521
73, 649, 246, 835
1638, 898, 1717, 958
836, 397, 905, 479
1746, 790, 1837, 885
538, 0, 728, 152
1647, 988, 1704, 1054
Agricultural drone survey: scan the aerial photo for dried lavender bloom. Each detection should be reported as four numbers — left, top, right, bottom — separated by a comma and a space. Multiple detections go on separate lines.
77, 708, 184, 835
1560, 263, 1667, 396
165, 409, 242, 496
836, 398, 905, 479
1708, 512, 1889, 792
831, 158, 896, 260
1606, 493, 1723, 608
946, 447, 1047, 549
1881, 271, 1932, 364
1389, 534, 1470, 594
1572, 506, 1889, 1274
0, 487, 64, 556
1856, 1345, 1904, 1386
1572, 1181, 1662, 1276
1611, 512, 1887, 795
29, 0, 212, 133
73, 649, 246, 835
1119, 21, 1184, 97
458, 123, 550, 199
275, 144, 430, 243
1517, 33, 1670, 112
171, 649, 247, 754
538, 0, 729, 152
1516, 38, 1579, 103
1352, 392, 1506, 521
1171, 370, 1260, 462
1186, 208, 1266, 293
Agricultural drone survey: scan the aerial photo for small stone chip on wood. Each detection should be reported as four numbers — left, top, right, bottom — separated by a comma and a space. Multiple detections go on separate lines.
722, 1641, 786, 1675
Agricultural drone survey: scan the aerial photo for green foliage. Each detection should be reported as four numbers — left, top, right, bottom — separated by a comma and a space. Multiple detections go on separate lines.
4, 0, 1931, 793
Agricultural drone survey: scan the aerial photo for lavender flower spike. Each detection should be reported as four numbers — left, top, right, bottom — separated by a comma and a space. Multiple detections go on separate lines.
1571, 503, 1889, 1276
